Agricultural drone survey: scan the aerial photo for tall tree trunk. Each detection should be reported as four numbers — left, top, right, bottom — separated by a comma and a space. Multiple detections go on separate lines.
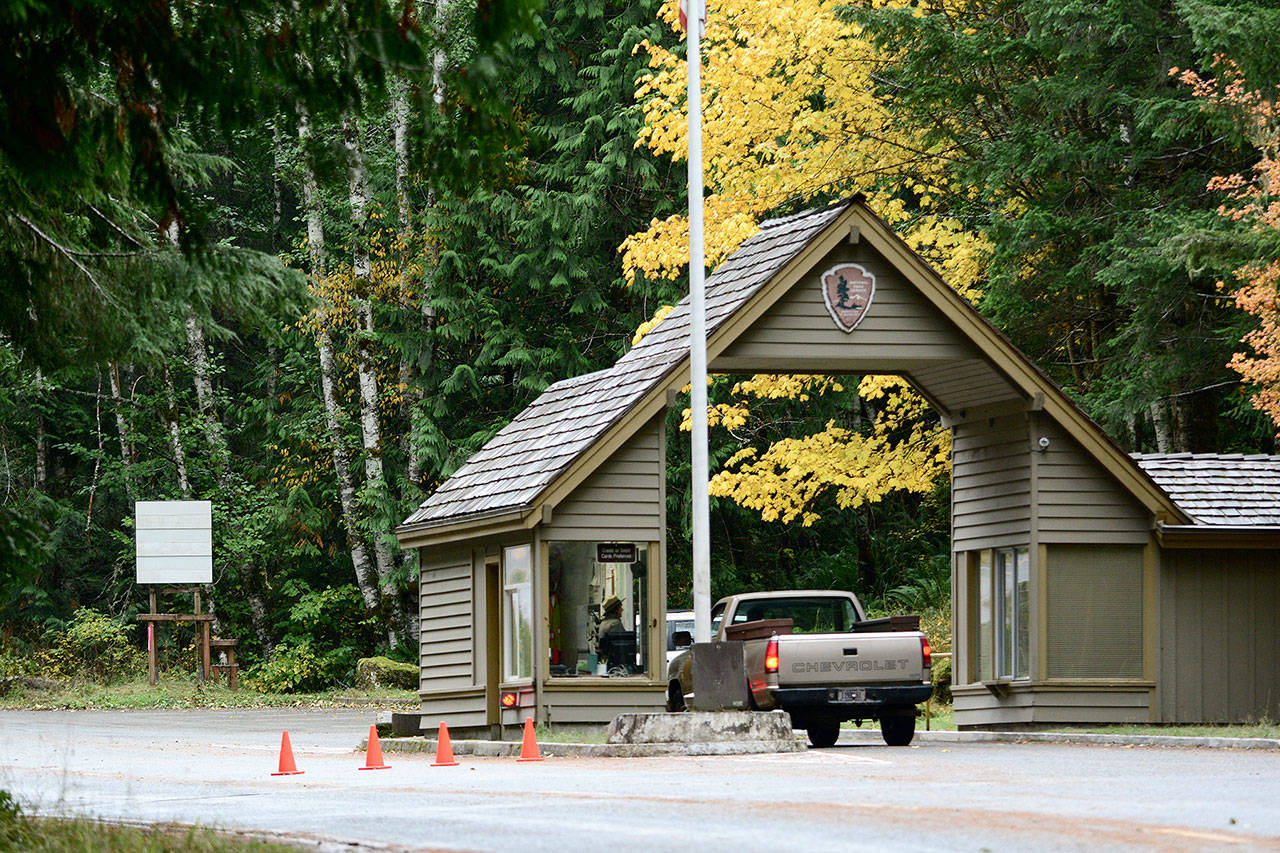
393, 79, 418, 481
162, 365, 191, 496
299, 111, 383, 622
184, 309, 270, 652
34, 368, 47, 490
1172, 394, 1194, 454
391, 82, 422, 642
107, 361, 135, 501
403, 0, 448, 492
345, 116, 404, 649
1150, 398, 1171, 454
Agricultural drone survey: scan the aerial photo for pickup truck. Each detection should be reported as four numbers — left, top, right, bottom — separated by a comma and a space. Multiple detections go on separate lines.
666, 590, 933, 747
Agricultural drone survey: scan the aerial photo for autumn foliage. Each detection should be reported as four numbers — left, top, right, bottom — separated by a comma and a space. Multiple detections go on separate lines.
1178, 59, 1280, 432
624, 0, 981, 524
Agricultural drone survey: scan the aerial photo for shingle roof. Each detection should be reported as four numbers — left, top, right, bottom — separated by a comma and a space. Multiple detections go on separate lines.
400, 201, 853, 528
1133, 453, 1280, 527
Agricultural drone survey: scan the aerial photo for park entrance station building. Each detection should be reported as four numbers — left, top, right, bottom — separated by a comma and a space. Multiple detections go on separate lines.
396, 197, 1280, 735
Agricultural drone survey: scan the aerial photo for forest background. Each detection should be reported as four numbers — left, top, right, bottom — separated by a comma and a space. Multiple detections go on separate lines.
2, 0, 1278, 692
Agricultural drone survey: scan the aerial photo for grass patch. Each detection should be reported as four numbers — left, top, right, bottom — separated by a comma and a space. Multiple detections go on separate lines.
840, 706, 955, 731
1073, 722, 1280, 740
5, 819, 299, 852
0, 789, 297, 852
0, 673, 417, 711
843, 709, 1279, 740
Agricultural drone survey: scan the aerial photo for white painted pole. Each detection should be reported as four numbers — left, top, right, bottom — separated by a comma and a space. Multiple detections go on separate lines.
687, 0, 711, 644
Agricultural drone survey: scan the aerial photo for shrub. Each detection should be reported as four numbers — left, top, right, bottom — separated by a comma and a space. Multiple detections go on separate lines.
931, 654, 952, 704
0, 647, 35, 679
243, 641, 322, 694
37, 609, 143, 684
243, 583, 373, 694
244, 640, 356, 694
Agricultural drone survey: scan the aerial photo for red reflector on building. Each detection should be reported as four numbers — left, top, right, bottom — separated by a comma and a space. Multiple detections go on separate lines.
500, 691, 518, 708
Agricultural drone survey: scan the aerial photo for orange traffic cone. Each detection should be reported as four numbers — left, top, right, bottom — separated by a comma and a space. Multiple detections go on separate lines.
359, 724, 391, 770
517, 716, 543, 762
431, 721, 459, 767
271, 730, 304, 776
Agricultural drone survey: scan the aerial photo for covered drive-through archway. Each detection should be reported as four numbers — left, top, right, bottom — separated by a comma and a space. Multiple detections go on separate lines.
396, 198, 1280, 734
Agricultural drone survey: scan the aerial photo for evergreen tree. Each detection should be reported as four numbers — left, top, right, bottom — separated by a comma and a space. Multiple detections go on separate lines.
419, 0, 683, 486
856, 0, 1273, 452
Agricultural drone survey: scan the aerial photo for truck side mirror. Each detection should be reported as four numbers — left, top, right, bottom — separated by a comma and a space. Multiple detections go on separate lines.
673, 630, 692, 648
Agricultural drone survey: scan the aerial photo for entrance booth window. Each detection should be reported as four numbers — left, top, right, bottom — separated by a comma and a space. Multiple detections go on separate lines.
503, 545, 533, 681
975, 547, 1029, 680
547, 542, 650, 677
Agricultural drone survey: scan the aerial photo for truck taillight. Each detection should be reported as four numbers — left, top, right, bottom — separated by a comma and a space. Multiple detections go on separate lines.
765, 636, 779, 674
921, 636, 932, 668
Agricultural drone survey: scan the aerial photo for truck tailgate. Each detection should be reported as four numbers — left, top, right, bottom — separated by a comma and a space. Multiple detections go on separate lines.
776, 633, 925, 686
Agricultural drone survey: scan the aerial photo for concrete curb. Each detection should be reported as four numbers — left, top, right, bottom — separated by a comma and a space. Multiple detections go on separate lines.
369, 729, 1280, 755
371, 736, 805, 758
863, 729, 1280, 750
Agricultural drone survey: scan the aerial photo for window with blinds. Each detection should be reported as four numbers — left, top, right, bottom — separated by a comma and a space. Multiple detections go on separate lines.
1046, 545, 1143, 679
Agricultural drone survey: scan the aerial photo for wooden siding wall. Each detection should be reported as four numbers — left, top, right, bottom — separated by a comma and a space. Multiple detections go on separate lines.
418, 546, 475, 692
953, 684, 1150, 727
1034, 417, 1150, 545
951, 412, 1031, 551
417, 689, 488, 731
542, 414, 664, 542
712, 242, 976, 374
1046, 545, 1143, 679
1160, 549, 1280, 723
542, 686, 666, 725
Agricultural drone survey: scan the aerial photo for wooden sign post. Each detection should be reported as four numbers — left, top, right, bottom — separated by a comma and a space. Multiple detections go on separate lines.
134, 501, 227, 686
137, 586, 215, 684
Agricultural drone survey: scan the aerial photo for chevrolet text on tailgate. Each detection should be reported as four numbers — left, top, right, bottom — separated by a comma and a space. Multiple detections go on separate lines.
666, 590, 933, 747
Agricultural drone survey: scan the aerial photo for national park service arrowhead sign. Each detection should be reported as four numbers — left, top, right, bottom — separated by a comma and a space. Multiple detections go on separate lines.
821, 263, 875, 333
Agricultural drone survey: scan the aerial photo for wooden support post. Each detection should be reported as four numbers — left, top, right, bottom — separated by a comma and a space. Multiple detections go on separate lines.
137, 586, 218, 683
201, 622, 211, 681
147, 588, 158, 685
148, 623, 158, 686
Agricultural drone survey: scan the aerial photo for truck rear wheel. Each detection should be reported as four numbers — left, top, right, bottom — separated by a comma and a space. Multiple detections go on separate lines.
880, 711, 915, 746
806, 718, 840, 748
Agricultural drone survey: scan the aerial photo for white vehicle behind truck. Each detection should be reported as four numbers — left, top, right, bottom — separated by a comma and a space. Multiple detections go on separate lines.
667, 590, 933, 747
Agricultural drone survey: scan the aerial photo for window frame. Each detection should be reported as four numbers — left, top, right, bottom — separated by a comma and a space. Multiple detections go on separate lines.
975, 546, 1030, 682
545, 540, 654, 679
502, 544, 533, 682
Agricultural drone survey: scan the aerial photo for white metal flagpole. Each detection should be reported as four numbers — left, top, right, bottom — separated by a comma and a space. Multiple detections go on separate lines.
686, 0, 711, 644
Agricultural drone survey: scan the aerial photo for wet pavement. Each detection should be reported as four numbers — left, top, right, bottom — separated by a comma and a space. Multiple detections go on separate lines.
2, 708, 1278, 851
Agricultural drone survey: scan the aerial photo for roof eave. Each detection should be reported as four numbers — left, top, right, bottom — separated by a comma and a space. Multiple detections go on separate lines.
849, 204, 1192, 526
1156, 522, 1280, 549
395, 505, 540, 549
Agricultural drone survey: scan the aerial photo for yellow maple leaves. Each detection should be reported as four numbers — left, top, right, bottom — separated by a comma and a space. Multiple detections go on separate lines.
705, 375, 949, 525
626, 0, 984, 289
623, 0, 979, 524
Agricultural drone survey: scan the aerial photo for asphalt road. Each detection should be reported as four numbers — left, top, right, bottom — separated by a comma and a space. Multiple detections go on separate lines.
2, 708, 1278, 851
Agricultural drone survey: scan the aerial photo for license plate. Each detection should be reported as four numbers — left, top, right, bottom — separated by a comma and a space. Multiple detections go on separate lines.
831, 687, 866, 703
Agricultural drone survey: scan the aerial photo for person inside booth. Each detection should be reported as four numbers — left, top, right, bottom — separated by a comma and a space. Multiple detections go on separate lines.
596, 596, 637, 673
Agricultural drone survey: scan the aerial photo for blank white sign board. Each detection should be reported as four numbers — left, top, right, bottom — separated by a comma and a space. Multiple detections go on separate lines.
135, 501, 212, 584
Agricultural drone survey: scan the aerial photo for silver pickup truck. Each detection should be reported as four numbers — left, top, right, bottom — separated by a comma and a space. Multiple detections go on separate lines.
667, 590, 933, 747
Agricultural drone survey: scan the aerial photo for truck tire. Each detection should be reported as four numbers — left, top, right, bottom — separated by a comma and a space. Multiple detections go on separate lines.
666, 681, 686, 712
807, 718, 840, 748
880, 711, 915, 746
